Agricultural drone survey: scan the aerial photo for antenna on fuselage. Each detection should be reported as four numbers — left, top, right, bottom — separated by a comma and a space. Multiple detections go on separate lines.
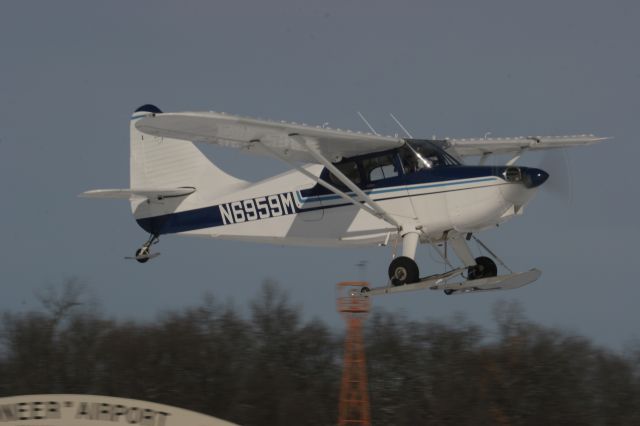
356, 111, 380, 136
389, 113, 414, 138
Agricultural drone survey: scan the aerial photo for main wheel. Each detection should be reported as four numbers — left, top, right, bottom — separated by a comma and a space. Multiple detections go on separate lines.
467, 256, 497, 280
388, 256, 419, 286
135, 247, 150, 264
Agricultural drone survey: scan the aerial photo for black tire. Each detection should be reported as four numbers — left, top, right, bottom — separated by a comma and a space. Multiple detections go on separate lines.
388, 256, 419, 286
135, 248, 150, 264
467, 256, 497, 280
444, 289, 455, 296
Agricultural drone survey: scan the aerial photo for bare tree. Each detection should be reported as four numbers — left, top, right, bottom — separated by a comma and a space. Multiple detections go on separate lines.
2, 283, 639, 425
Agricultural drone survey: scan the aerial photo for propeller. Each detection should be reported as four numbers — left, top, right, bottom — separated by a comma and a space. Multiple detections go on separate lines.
538, 148, 573, 203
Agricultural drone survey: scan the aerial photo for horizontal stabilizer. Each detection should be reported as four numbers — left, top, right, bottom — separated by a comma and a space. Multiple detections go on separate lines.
80, 187, 195, 200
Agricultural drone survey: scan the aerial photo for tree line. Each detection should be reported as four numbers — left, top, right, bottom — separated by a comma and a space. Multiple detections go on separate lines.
1, 279, 639, 425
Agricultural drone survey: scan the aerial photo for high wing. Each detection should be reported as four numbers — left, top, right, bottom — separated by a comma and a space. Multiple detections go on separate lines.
445, 134, 608, 157
135, 111, 403, 164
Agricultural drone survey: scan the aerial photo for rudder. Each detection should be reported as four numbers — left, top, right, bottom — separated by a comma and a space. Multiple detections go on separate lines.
130, 104, 248, 217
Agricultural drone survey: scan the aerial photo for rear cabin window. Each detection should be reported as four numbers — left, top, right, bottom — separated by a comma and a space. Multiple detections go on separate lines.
329, 160, 361, 188
361, 154, 399, 182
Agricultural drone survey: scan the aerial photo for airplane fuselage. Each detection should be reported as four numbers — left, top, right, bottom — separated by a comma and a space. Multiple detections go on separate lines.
133, 141, 547, 248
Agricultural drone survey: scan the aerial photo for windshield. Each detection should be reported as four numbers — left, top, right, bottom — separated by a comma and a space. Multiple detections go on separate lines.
399, 140, 460, 173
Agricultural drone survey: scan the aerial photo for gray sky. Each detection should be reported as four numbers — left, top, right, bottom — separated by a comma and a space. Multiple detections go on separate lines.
1, 0, 638, 350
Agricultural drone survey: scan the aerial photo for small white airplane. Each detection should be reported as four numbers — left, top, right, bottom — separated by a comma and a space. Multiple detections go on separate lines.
83, 104, 606, 295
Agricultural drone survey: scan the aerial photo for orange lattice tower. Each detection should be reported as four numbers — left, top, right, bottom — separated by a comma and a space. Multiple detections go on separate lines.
337, 282, 372, 426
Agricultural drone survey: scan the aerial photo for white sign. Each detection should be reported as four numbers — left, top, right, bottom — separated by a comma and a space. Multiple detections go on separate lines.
0, 395, 239, 426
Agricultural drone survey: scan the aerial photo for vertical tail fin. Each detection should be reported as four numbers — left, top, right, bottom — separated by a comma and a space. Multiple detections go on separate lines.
130, 104, 248, 216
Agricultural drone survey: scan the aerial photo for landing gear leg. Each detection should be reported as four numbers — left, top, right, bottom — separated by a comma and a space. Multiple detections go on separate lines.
444, 235, 499, 294
132, 234, 159, 263
388, 230, 420, 286
449, 236, 476, 268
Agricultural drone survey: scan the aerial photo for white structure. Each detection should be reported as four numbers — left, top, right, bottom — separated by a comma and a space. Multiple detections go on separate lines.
0, 394, 238, 426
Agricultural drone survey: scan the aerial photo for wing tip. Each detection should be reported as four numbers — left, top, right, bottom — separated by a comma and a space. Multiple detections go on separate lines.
134, 104, 163, 114
79, 189, 97, 197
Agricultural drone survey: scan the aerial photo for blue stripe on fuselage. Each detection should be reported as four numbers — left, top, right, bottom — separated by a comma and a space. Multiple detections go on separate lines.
136, 176, 499, 235
298, 177, 497, 203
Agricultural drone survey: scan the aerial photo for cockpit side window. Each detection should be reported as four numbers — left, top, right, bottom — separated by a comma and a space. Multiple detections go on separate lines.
400, 140, 460, 174
399, 146, 422, 173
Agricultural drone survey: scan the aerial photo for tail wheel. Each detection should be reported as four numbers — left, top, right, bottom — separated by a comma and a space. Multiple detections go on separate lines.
388, 256, 419, 286
467, 256, 497, 280
135, 247, 150, 264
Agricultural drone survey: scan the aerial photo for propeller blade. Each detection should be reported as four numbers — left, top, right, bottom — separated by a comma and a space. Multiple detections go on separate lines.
539, 148, 573, 203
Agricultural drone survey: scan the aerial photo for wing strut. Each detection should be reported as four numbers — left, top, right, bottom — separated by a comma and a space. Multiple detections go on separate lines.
253, 140, 395, 227
253, 136, 402, 230
288, 134, 402, 229
506, 149, 524, 165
